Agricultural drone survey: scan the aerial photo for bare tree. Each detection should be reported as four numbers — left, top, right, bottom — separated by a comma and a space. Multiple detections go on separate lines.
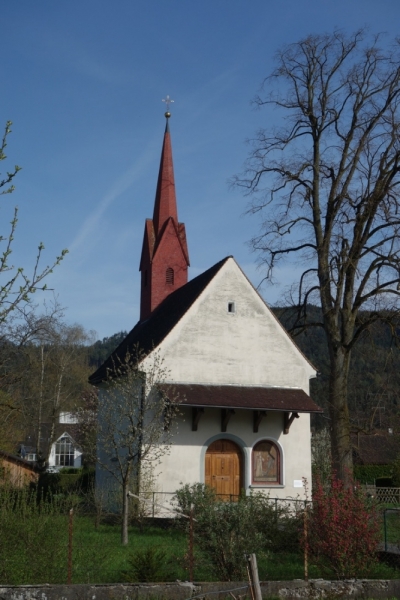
96, 349, 179, 545
0, 121, 68, 325
0, 120, 67, 441
234, 30, 400, 484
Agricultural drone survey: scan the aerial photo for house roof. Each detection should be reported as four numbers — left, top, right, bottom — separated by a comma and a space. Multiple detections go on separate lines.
161, 383, 322, 413
89, 257, 230, 384
0, 449, 40, 472
352, 433, 400, 465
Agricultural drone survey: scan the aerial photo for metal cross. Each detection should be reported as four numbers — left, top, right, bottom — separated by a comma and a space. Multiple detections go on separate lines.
162, 95, 174, 111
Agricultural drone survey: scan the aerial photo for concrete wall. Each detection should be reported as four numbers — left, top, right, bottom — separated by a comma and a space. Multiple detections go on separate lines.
154, 406, 311, 500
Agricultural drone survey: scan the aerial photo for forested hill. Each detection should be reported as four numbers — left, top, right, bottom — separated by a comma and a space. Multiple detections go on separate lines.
89, 310, 400, 432
274, 306, 400, 431
88, 331, 128, 368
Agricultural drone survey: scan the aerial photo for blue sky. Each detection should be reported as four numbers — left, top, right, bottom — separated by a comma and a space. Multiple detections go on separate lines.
2, 0, 400, 339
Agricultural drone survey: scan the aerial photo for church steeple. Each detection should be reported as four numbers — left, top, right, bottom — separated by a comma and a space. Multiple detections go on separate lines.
139, 111, 190, 321
152, 118, 178, 236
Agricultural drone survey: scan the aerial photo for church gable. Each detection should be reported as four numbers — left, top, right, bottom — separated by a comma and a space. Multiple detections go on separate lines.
149, 257, 316, 391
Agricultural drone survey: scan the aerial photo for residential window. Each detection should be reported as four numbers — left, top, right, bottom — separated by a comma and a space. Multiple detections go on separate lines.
55, 435, 75, 467
252, 440, 280, 484
166, 267, 174, 285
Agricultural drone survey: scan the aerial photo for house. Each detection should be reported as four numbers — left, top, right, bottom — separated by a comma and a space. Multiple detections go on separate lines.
0, 449, 39, 487
90, 111, 322, 501
19, 413, 83, 472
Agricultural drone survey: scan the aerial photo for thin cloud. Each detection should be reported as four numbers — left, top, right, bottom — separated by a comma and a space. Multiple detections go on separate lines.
69, 141, 156, 253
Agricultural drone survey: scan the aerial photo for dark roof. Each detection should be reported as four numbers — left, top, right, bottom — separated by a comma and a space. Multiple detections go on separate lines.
161, 383, 322, 413
89, 257, 230, 384
352, 433, 400, 465
0, 449, 40, 472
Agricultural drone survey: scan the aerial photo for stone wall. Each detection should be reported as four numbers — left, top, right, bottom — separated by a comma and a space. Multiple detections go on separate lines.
1, 579, 400, 600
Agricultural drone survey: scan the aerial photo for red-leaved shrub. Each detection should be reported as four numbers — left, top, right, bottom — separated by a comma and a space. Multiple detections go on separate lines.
306, 474, 380, 578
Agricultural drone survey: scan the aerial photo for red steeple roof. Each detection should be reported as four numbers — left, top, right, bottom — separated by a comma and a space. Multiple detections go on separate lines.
139, 114, 189, 321
152, 119, 178, 237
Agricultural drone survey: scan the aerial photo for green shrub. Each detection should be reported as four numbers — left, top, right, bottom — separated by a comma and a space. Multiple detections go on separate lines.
0, 486, 68, 584
123, 546, 178, 582
174, 483, 300, 581
354, 464, 393, 484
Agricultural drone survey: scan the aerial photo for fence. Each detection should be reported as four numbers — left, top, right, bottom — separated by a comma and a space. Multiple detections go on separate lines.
2, 488, 398, 586
376, 487, 400, 505
130, 490, 310, 517
383, 508, 400, 553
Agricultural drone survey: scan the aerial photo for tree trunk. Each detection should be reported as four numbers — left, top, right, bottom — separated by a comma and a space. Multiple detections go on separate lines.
328, 346, 353, 487
121, 481, 129, 546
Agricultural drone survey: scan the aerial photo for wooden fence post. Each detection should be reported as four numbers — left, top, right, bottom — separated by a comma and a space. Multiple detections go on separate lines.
247, 554, 262, 600
189, 504, 194, 581
68, 508, 74, 584
304, 504, 309, 581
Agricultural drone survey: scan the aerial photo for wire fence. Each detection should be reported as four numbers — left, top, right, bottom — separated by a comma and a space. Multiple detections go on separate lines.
2, 488, 400, 586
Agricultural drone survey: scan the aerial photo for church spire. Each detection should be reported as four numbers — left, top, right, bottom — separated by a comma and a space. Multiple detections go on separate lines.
139, 108, 190, 321
152, 115, 178, 236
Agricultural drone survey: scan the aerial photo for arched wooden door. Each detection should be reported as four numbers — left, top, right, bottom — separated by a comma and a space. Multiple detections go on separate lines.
205, 439, 243, 499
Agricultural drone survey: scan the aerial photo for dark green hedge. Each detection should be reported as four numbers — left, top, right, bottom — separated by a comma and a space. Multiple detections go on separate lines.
354, 464, 393, 484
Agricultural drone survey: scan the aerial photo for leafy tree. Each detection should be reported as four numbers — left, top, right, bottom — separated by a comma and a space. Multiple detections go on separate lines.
235, 31, 400, 484
96, 349, 179, 545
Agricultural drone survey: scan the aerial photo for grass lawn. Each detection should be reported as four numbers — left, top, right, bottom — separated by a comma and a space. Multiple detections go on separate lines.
1, 512, 399, 585
69, 517, 400, 585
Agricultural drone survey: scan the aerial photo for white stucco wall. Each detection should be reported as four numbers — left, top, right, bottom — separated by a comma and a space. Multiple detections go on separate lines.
154, 406, 311, 500
143, 258, 315, 392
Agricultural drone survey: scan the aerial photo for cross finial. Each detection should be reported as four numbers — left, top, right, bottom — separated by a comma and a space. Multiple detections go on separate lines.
162, 95, 174, 118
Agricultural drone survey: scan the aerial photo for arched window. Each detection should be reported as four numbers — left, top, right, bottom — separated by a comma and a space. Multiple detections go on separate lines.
55, 435, 75, 467
166, 267, 174, 285
252, 440, 280, 484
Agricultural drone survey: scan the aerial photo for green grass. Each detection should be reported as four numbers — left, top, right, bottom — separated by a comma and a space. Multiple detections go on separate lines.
2, 513, 400, 585
68, 517, 400, 584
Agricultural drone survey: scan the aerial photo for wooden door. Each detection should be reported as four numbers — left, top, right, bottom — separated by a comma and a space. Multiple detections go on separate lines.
205, 439, 242, 499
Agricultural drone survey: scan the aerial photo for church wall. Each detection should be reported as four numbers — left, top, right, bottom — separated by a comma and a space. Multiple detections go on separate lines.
153, 406, 311, 501
144, 258, 315, 393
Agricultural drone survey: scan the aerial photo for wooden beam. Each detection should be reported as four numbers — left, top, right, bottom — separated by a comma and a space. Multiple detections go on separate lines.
192, 407, 204, 432
253, 410, 267, 433
284, 411, 299, 434
221, 408, 235, 432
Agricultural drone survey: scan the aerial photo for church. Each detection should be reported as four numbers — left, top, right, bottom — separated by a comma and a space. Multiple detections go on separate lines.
89, 110, 321, 501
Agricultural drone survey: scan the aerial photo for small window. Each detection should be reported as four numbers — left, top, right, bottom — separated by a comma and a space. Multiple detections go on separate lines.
166, 267, 174, 285
228, 302, 236, 314
252, 440, 280, 484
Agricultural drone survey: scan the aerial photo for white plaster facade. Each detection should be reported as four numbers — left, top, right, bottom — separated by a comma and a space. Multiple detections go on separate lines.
95, 257, 317, 502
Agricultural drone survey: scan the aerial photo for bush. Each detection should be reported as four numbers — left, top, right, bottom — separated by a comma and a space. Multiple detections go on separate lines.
306, 474, 381, 579
0, 486, 68, 584
174, 483, 300, 581
354, 464, 393, 484
123, 546, 178, 582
